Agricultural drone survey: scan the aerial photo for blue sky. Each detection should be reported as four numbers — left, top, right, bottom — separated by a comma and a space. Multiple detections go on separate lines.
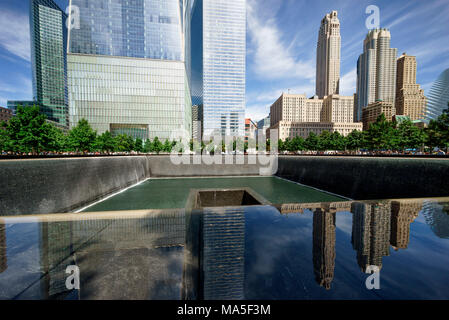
0, 0, 448, 122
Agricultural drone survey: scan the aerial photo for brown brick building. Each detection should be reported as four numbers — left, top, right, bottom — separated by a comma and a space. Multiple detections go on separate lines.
0, 107, 13, 124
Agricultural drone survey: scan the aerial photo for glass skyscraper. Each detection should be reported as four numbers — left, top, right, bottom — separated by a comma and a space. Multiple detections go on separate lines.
425, 68, 449, 121
67, 0, 192, 140
30, 0, 68, 128
190, 0, 246, 137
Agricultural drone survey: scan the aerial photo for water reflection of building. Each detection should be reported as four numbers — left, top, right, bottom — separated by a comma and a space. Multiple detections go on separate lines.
202, 207, 245, 300
0, 220, 6, 273
390, 201, 421, 250
421, 200, 449, 239
313, 208, 336, 290
39, 210, 186, 299
279, 202, 352, 214
351, 202, 391, 272
40, 221, 74, 299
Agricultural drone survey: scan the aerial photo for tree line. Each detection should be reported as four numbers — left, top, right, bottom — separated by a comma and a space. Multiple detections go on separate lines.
0, 106, 178, 154
278, 105, 449, 153
1, 104, 448, 154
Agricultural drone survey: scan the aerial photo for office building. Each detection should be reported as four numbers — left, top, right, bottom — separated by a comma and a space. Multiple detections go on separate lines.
270, 121, 362, 140
362, 100, 396, 130
322, 94, 354, 123
316, 11, 340, 98
30, 0, 68, 128
269, 93, 361, 140
0, 107, 13, 123
256, 116, 270, 144
356, 29, 397, 121
67, 0, 192, 140
425, 68, 449, 121
395, 53, 427, 121
190, 0, 246, 137
192, 104, 203, 142
244, 118, 257, 144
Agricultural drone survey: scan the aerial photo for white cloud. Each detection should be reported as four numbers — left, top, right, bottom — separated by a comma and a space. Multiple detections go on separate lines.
247, 0, 315, 81
0, 9, 30, 61
245, 104, 270, 122
340, 68, 357, 96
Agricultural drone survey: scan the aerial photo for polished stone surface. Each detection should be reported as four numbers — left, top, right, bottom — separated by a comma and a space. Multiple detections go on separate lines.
0, 198, 448, 300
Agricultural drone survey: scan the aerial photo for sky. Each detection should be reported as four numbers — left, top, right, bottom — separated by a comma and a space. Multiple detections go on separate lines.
0, 0, 448, 122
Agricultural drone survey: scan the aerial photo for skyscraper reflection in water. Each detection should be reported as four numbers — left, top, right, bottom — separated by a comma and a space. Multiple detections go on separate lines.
351, 202, 391, 272
0, 220, 6, 274
202, 207, 245, 300
312, 208, 336, 290
421, 200, 449, 239
390, 201, 421, 250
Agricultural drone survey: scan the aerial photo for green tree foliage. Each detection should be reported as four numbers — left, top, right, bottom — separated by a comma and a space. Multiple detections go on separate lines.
134, 137, 144, 153
305, 132, 319, 151
68, 119, 97, 152
4, 105, 57, 153
425, 104, 449, 152
151, 137, 163, 154
364, 114, 396, 150
114, 134, 134, 152
345, 130, 364, 151
0, 123, 10, 151
95, 131, 116, 153
396, 119, 425, 150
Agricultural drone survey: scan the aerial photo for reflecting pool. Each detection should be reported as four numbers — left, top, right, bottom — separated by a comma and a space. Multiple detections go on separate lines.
82, 177, 346, 212
1, 198, 448, 300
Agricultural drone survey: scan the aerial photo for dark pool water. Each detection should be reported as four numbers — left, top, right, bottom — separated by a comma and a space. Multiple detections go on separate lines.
0, 199, 448, 300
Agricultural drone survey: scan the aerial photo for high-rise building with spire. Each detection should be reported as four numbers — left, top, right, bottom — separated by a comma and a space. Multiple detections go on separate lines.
356, 29, 397, 121
316, 11, 341, 98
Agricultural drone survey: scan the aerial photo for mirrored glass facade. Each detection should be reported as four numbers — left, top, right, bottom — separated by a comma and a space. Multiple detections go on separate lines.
190, 0, 246, 137
69, 0, 184, 61
67, 0, 192, 140
68, 55, 191, 140
425, 68, 449, 121
30, 0, 68, 127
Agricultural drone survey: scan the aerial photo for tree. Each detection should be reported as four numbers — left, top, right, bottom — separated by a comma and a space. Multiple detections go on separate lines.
428, 104, 449, 152
345, 130, 364, 151
0, 124, 9, 152
68, 119, 97, 152
143, 139, 152, 153
162, 139, 172, 153
305, 132, 319, 151
5, 105, 55, 153
114, 134, 134, 152
396, 120, 425, 151
151, 137, 163, 154
134, 137, 143, 153
95, 131, 116, 153
44, 124, 68, 152
365, 114, 397, 151
290, 136, 305, 152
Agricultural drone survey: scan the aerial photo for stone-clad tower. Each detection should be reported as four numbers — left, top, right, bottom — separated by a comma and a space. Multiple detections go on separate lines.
395, 53, 427, 120
356, 29, 397, 121
316, 11, 341, 98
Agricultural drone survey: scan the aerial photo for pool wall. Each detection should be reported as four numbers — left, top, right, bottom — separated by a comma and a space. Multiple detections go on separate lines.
0, 157, 150, 215
277, 156, 449, 200
1, 155, 449, 215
